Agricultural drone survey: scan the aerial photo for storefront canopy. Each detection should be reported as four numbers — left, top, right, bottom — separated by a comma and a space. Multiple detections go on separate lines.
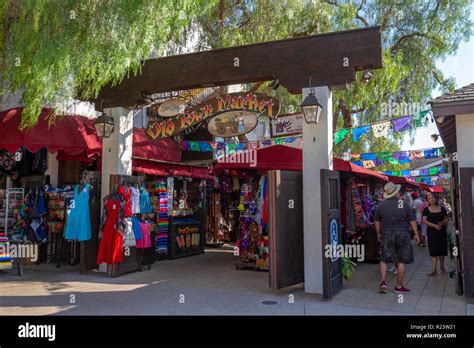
333, 158, 388, 182
0, 107, 101, 158
214, 145, 302, 171
386, 175, 420, 188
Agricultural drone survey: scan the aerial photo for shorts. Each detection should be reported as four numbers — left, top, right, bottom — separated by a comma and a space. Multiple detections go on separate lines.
380, 230, 414, 264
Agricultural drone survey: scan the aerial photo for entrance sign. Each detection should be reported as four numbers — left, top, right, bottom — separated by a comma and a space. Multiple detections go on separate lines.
270, 113, 303, 138
207, 111, 258, 137
146, 92, 280, 139
155, 99, 188, 117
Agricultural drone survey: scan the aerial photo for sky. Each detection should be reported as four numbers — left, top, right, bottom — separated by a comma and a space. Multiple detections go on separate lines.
401, 11, 474, 151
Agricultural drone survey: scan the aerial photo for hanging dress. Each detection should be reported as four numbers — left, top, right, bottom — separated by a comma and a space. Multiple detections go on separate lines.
119, 185, 133, 217
130, 186, 141, 214
64, 184, 92, 241
97, 197, 124, 264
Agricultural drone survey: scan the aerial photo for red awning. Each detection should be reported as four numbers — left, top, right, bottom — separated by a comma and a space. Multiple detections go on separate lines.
132, 158, 213, 180
333, 158, 388, 182
214, 145, 302, 171
0, 107, 101, 157
132, 128, 181, 162
386, 175, 420, 188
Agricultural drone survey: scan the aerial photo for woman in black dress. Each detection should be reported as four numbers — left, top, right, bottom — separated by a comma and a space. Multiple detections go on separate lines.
422, 193, 448, 276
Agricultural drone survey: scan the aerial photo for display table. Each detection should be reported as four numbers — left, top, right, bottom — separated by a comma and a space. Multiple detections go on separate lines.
168, 218, 204, 259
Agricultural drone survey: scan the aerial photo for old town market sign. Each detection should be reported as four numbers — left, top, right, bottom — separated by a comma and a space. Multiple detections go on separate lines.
146, 92, 280, 139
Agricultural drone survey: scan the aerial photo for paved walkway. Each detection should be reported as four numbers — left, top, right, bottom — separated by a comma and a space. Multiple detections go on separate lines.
0, 243, 471, 315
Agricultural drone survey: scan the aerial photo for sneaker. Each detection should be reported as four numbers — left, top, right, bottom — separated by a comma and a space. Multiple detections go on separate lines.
379, 281, 387, 293
388, 265, 396, 273
393, 269, 398, 275
394, 286, 410, 294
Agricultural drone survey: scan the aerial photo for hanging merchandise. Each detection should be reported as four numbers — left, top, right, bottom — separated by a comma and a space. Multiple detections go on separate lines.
350, 179, 369, 229
131, 216, 142, 241
155, 179, 169, 255
64, 184, 92, 241
409, 150, 424, 160
119, 185, 133, 217
429, 167, 439, 175
392, 115, 413, 132
130, 185, 140, 214
136, 221, 152, 249
334, 128, 350, 145
352, 125, 371, 143
371, 121, 390, 138
97, 192, 125, 265
139, 185, 152, 214
122, 218, 136, 248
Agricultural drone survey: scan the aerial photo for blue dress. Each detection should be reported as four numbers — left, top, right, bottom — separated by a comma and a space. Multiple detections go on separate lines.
64, 184, 92, 241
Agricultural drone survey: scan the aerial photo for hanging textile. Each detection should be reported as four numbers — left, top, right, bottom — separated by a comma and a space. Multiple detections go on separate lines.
118, 185, 132, 217
377, 152, 392, 161
420, 169, 429, 176
429, 167, 439, 175
372, 121, 390, 138
392, 170, 401, 177
350, 153, 361, 159
374, 159, 384, 167
350, 179, 369, 228
423, 148, 439, 159
64, 184, 91, 241
139, 186, 152, 214
361, 153, 376, 161
392, 115, 413, 132
334, 128, 350, 145
353, 161, 363, 167
409, 150, 424, 160
362, 160, 375, 169
410, 170, 420, 177
156, 179, 169, 254
97, 195, 124, 265
401, 170, 411, 177
352, 125, 371, 143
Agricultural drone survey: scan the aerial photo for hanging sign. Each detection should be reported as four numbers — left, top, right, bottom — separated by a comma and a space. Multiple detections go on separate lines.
155, 99, 188, 117
207, 111, 258, 137
146, 92, 280, 140
270, 112, 303, 138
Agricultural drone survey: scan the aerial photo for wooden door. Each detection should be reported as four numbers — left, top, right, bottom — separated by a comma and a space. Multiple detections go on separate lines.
459, 167, 474, 297
269, 170, 304, 289
80, 171, 102, 273
321, 169, 343, 300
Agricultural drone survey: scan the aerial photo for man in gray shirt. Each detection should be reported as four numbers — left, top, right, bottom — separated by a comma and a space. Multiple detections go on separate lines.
374, 182, 420, 294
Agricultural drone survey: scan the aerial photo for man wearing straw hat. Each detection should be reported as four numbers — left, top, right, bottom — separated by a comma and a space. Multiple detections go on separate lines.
374, 182, 420, 294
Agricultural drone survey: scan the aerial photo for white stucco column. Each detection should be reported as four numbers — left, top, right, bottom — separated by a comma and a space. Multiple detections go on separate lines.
302, 86, 333, 294
100, 107, 134, 203
44, 152, 59, 187
455, 113, 474, 168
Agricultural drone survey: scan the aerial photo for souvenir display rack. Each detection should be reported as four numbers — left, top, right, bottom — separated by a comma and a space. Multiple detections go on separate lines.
0, 188, 24, 275
167, 177, 205, 259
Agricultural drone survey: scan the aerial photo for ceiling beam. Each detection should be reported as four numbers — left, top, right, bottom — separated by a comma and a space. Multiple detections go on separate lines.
93, 26, 383, 109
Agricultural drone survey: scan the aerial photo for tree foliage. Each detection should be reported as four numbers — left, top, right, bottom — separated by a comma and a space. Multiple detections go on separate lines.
0, 0, 472, 165
192, 0, 472, 159
0, 0, 216, 127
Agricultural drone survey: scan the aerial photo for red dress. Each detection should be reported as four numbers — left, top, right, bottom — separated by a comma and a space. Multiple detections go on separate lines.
97, 198, 124, 264
119, 186, 132, 217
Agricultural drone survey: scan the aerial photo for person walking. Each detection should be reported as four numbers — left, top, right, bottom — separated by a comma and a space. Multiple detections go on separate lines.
374, 182, 420, 294
411, 192, 426, 247
423, 193, 448, 276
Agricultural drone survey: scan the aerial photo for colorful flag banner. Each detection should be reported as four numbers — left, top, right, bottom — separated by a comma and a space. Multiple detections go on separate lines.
362, 160, 375, 169
392, 115, 413, 132
372, 121, 391, 138
352, 125, 371, 142
334, 128, 350, 145
361, 153, 376, 161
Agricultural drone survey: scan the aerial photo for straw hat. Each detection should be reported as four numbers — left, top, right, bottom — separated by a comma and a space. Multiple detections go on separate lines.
383, 182, 402, 199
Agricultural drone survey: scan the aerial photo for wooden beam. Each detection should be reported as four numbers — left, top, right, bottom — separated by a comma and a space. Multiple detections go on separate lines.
93, 26, 383, 109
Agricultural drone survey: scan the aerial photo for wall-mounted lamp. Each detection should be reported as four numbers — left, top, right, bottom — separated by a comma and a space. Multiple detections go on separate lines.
301, 77, 323, 124
94, 100, 115, 138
